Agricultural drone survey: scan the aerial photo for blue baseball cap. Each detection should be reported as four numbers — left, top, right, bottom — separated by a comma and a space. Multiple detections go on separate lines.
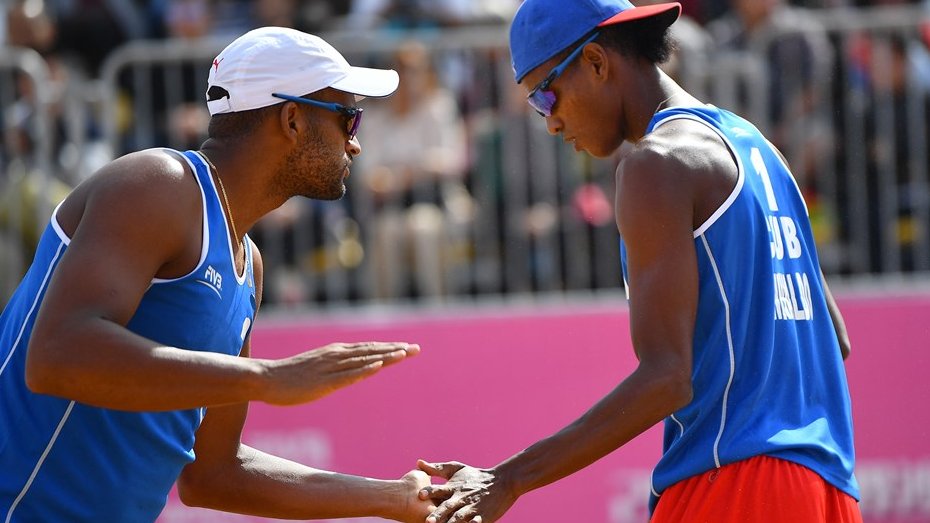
509, 0, 681, 83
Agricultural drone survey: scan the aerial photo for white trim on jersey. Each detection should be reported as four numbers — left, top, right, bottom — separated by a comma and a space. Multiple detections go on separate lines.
152, 149, 211, 284
194, 151, 248, 286
50, 201, 70, 246
699, 235, 736, 470
5, 401, 76, 523
649, 113, 747, 239
670, 414, 685, 438
646, 413, 687, 498
243, 233, 254, 289
0, 243, 65, 379
0, 237, 75, 521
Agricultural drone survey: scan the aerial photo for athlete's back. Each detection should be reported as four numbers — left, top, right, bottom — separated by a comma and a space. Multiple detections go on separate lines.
619, 105, 858, 508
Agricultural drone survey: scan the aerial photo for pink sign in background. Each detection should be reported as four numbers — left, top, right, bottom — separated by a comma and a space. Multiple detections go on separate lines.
159, 293, 930, 523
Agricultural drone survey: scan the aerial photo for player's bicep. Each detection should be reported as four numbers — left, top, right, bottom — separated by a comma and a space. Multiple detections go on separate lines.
44, 208, 172, 326
820, 269, 851, 360
36, 157, 196, 330
182, 335, 254, 484
616, 152, 698, 370
179, 398, 250, 503
191, 395, 250, 465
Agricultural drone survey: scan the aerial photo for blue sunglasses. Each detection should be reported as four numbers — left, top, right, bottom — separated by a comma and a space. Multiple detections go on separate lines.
272, 93, 363, 140
526, 31, 601, 117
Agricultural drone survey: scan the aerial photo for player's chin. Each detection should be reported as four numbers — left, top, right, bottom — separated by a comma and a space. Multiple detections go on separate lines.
306, 184, 346, 201
327, 184, 347, 200
580, 135, 624, 158
584, 142, 618, 159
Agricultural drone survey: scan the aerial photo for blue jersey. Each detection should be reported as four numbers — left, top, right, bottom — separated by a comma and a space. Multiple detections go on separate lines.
618, 106, 859, 509
0, 150, 256, 521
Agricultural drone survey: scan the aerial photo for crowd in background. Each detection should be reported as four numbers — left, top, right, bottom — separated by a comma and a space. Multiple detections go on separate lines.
2, 0, 930, 306
4, 0, 928, 74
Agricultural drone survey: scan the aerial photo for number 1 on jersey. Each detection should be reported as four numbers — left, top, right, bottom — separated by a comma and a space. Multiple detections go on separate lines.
751, 147, 779, 212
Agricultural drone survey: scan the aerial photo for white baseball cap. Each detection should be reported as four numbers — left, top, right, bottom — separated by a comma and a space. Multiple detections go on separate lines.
206, 26, 399, 116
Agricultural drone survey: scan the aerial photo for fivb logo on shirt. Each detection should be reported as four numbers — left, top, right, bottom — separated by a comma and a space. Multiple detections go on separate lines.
197, 265, 223, 298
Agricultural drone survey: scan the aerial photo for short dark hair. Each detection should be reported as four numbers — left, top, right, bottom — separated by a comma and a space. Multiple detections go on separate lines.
205, 85, 284, 140
206, 90, 325, 140
207, 105, 277, 140
594, 16, 677, 65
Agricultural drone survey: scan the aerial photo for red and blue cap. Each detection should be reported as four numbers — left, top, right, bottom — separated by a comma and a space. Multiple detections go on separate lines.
509, 0, 681, 83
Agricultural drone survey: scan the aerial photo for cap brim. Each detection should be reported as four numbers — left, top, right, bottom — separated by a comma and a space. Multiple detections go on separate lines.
330, 66, 399, 98
598, 2, 681, 28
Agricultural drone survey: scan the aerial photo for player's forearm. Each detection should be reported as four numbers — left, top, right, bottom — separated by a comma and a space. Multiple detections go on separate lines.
495, 361, 691, 497
179, 445, 406, 520
25, 316, 266, 410
820, 271, 851, 359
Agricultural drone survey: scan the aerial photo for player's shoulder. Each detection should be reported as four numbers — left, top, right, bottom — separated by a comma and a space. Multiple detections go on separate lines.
64, 148, 202, 231
621, 118, 735, 186
617, 120, 739, 222
85, 148, 197, 201
97, 148, 192, 184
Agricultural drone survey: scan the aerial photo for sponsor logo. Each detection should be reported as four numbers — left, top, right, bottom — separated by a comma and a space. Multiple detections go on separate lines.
196, 265, 223, 298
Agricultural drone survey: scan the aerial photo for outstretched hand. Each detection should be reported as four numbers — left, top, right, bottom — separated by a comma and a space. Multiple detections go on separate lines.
392, 469, 438, 523
259, 342, 420, 405
416, 460, 517, 523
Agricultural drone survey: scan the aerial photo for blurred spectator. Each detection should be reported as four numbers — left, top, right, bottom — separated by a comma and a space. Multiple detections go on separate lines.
708, 0, 832, 132
707, 0, 833, 196
298, 1, 354, 33
153, 0, 353, 38
637, 0, 713, 98
251, 194, 366, 306
784, 0, 851, 6
689, 0, 731, 24
850, 33, 930, 272
150, 0, 250, 39
468, 63, 621, 294
353, 40, 471, 300
1, 1, 73, 286
47, 0, 150, 77
468, 66, 551, 293
346, 0, 518, 102
253, 0, 298, 28
159, 0, 213, 39
347, 0, 517, 30
7, 0, 56, 54
854, 0, 923, 5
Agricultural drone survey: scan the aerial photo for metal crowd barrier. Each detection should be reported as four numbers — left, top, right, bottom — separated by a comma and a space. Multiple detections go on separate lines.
96, 27, 626, 307
701, 5, 930, 276
0, 46, 55, 303
1, 5, 928, 309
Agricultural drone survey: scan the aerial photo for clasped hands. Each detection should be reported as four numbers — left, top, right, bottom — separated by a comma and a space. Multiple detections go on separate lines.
403, 459, 517, 523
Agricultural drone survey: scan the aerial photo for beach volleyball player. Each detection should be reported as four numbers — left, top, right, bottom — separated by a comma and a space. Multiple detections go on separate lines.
416, 1, 862, 522
0, 27, 435, 521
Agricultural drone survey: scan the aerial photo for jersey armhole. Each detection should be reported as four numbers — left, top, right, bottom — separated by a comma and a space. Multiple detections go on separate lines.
650, 114, 747, 238
151, 149, 210, 284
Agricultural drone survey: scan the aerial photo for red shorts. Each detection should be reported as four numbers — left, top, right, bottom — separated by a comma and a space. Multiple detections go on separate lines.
651, 455, 862, 523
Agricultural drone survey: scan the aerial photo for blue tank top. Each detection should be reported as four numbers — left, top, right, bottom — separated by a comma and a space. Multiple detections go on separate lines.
0, 149, 256, 521
618, 106, 859, 510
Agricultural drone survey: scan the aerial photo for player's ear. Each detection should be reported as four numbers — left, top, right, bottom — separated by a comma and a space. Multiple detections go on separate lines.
277, 102, 302, 143
584, 43, 609, 81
